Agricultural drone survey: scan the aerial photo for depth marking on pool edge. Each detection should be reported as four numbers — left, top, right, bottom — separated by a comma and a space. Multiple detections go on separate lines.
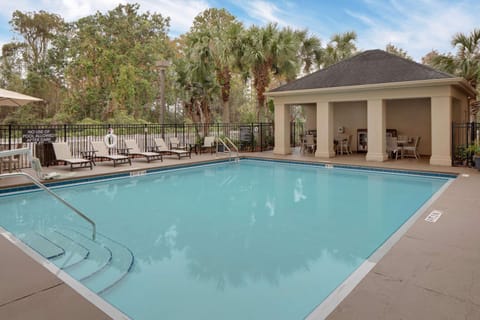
130, 170, 146, 177
425, 210, 442, 223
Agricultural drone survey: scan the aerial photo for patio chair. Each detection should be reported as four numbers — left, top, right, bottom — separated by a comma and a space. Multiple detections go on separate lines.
31, 157, 75, 180
152, 138, 191, 159
303, 134, 316, 154
402, 136, 421, 159
200, 136, 216, 154
386, 136, 400, 159
169, 137, 187, 150
335, 133, 352, 155
123, 139, 163, 163
52, 142, 93, 170
90, 141, 131, 167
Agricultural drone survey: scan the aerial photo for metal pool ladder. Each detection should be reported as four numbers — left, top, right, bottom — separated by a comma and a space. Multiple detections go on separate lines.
216, 137, 239, 162
0, 148, 96, 240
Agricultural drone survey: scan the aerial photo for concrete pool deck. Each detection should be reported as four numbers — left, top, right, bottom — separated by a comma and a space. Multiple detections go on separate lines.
1, 150, 479, 319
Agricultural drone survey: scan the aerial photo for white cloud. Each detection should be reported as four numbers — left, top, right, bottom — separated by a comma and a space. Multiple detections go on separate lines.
233, 1, 292, 27
140, 0, 210, 35
0, 0, 209, 37
346, 0, 480, 61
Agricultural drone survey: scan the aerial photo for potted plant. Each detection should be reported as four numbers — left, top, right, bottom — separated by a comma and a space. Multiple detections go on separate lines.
466, 144, 480, 169
453, 145, 468, 166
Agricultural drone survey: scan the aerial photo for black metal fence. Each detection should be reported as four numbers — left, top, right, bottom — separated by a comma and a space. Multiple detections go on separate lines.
452, 122, 479, 167
0, 123, 274, 168
290, 122, 305, 148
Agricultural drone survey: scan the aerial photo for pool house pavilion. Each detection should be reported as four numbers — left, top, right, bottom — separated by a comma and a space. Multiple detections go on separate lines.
267, 49, 476, 166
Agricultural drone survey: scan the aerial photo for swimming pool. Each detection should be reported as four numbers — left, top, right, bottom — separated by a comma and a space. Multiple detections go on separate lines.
0, 159, 452, 319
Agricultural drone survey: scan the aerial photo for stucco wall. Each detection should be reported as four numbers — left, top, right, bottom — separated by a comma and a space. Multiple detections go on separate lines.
451, 97, 467, 123
386, 98, 431, 156
304, 104, 317, 131
333, 101, 367, 152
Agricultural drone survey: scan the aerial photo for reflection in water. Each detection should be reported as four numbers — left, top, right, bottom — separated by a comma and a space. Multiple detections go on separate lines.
265, 197, 275, 216
293, 178, 307, 202
0, 160, 449, 320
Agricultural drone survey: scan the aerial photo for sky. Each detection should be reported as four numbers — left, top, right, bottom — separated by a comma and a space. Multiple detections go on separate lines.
0, 0, 479, 62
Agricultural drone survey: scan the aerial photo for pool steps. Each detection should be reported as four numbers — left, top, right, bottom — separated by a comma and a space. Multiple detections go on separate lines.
20, 228, 134, 295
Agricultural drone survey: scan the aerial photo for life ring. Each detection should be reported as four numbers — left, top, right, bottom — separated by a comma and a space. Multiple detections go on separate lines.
104, 133, 117, 148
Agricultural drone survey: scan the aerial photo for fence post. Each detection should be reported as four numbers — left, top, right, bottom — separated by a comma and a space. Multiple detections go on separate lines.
451, 122, 454, 166
260, 123, 263, 152
8, 124, 12, 149
144, 124, 148, 151
63, 124, 67, 142
251, 123, 254, 151
471, 121, 476, 144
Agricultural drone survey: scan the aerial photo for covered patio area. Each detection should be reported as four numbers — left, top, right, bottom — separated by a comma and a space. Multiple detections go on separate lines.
268, 50, 476, 167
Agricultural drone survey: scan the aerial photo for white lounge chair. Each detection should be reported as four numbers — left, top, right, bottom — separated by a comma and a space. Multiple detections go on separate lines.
90, 141, 131, 167
123, 139, 162, 163
169, 136, 187, 150
200, 136, 216, 154
52, 142, 93, 170
153, 138, 191, 159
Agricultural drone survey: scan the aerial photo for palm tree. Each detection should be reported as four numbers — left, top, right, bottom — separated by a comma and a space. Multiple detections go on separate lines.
243, 23, 299, 121
426, 29, 480, 89
295, 30, 322, 74
451, 29, 480, 88
320, 31, 358, 68
424, 29, 480, 118
187, 9, 243, 123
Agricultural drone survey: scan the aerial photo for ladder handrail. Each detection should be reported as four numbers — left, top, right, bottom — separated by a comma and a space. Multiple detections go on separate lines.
224, 137, 239, 154
216, 137, 239, 161
0, 172, 96, 240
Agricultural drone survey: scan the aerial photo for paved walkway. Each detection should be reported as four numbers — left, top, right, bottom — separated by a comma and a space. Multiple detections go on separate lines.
1, 151, 479, 319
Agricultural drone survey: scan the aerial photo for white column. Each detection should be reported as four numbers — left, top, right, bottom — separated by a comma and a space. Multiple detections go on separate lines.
273, 101, 291, 155
315, 101, 335, 158
430, 96, 452, 166
366, 99, 387, 162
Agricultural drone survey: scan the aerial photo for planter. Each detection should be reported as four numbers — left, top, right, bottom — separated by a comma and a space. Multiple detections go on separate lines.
475, 157, 480, 170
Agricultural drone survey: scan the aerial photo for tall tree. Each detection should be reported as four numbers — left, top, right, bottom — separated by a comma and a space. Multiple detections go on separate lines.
425, 29, 480, 89
187, 9, 243, 123
320, 31, 358, 68
173, 34, 218, 124
385, 43, 412, 60
424, 29, 480, 118
2, 10, 66, 119
243, 23, 299, 121
295, 30, 322, 74
65, 4, 171, 121
9, 10, 65, 72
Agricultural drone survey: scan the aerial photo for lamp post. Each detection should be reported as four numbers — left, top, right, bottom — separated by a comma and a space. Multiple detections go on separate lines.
155, 60, 171, 124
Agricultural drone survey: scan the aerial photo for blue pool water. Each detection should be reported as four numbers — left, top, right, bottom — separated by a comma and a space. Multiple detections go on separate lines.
0, 159, 450, 319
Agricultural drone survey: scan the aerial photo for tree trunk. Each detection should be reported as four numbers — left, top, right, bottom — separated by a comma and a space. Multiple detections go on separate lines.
222, 99, 230, 123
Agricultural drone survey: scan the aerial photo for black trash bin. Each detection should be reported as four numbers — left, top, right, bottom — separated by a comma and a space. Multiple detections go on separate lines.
35, 143, 56, 166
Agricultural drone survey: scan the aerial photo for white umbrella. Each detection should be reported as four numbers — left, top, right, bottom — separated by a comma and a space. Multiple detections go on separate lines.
0, 88, 43, 107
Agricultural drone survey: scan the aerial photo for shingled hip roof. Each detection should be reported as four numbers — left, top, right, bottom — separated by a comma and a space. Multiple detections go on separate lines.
270, 49, 455, 92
